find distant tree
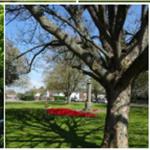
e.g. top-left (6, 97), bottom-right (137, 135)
top-left (92, 79), bottom-right (105, 100)
top-left (5, 39), bottom-right (28, 85)
top-left (132, 71), bottom-right (148, 102)
top-left (18, 91), bottom-right (35, 101)
top-left (45, 63), bottom-right (85, 103)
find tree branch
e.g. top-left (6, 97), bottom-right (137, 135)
top-left (72, 65), bottom-right (108, 88)
top-left (124, 9), bottom-right (148, 55)
top-left (43, 6), bottom-right (110, 59)
top-left (26, 44), bottom-right (50, 73)
top-left (115, 46), bottom-right (148, 92)
top-left (15, 40), bottom-right (64, 60)
top-left (25, 5), bottom-right (109, 82)
top-left (87, 6), bottom-right (113, 49)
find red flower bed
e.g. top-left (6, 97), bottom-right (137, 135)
top-left (47, 108), bottom-right (96, 118)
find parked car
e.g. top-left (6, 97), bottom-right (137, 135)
top-left (92, 97), bottom-right (107, 104)
top-left (71, 96), bottom-right (80, 102)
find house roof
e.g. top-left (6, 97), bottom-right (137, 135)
top-left (6, 90), bottom-right (17, 95)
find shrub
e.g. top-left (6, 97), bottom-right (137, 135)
top-left (53, 96), bottom-right (66, 101)
top-left (18, 92), bottom-right (34, 101)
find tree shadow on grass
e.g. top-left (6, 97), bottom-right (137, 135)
top-left (6, 109), bottom-right (103, 148)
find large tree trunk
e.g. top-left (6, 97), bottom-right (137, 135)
top-left (101, 84), bottom-right (131, 148)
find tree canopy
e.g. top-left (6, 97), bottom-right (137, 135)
top-left (6, 5), bottom-right (148, 90)
top-left (132, 71), bottom-right (148, 101)
top-left (5, 39), bottom-right (29, 85)
top-left (44, 63), bottom-right (85, 102)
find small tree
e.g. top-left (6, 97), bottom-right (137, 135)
top-left (45, 63), bottom-right (84, 103)
top-left (18, 91), bottom-right (34, 101)
top-left (5, 39), bottom-right (29, 85)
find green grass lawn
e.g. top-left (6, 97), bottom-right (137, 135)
top-left (6, 101), bottom-right (106, 110)
top-left (6, 101), bottom-right (148, 148)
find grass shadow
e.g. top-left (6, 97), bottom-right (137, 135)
top-left (6, 109), bottom-right (104, 148)
top-left (6, 105), bottom-right (148, 148)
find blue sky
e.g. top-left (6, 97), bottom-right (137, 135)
top-left (6, 15), bottom-right (49, 91)
top-left (5, 5), bottom-right (143, 92)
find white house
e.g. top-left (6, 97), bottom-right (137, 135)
top-left (34, 92), bottom-right (41, 100)
top-left (70, 92), bottom-right (87, 102)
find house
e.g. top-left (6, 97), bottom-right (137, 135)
top-left (70, 92), bottom-right (87, 102)
top-left (6, 90), bottom-right (18, 101)
top-left (34, 92), bottom-right (41, 100)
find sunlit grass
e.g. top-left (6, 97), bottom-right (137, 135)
top-left (6, 101), bottom-right (106, 111)
top-left (129, 107), bottom-right (148, 147)
top-left (6, 101), bottom-right (148, 148)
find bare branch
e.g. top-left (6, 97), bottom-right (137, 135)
top-left (87, 6), bottom-right (113, 52)
top-left (25, 5), bottom-right (109, 81)
top-left (43, 6), bottom-right (110, 58)
top-left (26, 44), bottom-right (50, 73)
top-left (6, 11), bottom-right (20, 26)
top-left (72, 65), bottom-right (107, 87)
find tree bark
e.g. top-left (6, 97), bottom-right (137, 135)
top-left (101, 84), bottom-right (131, 148)
top-left (65, 93), bottom-right (71, 104)
top-left (67, 96), bottom-right (71, 104)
